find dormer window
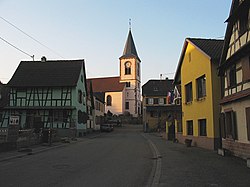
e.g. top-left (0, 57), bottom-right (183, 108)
top-left (125, 62), bottom-right (131, 75)
top-left (153, 87), bottom-right (159, 91)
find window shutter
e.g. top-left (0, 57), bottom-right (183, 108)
top-left (220, 113), bottom-right (226, 139)
top-left (246, 107), bottom-right (250, 141)
top-left (242, 56), bottom-right (250, 81)
top-left (231, 111), bottom-right (238, 140)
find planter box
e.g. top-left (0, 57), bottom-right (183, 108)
top-left (185, 139), bottom-right (192, 147)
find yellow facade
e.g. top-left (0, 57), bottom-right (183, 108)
top-left (180, 41), bottom-right (220, 149)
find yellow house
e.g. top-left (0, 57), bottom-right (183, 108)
top-left (174, 38), bottom-right (224, 150)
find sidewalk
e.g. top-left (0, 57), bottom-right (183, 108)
top-left (0, 132), bottom-right (102, 162)
top-left (148, 133), bottom-right (250, 187)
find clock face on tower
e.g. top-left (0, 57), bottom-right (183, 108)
top-left (125, 61), bottom-right (131, 68)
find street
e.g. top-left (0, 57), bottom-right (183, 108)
top-left (0, 125), bottom-right (250, 187)
top-left (0, 125), bottom-right (152, 187)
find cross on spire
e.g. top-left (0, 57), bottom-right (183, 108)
top-left (129, 18), bottom-right (131, 31)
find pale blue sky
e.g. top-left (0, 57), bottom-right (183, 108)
top-left (0, 0), bottom-right (231, 85)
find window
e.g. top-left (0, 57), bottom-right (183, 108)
top-left (125, 102), bottom-right (129, 109)
top-left (159, 98), bottom-right (164, 105)
top-left (107, 95), bottom-right (112, 106)
top-left (125, 62), bottom-right (131, 75)
top-left (126, 82), bottom-right (131, 87)
top-left (185, 82), bottom-right (193, 103)
top-left (153, 98), bottom-right (159, 104)
top-left (245, 107), bottom-right (250, 141)
top-left (0, 113), bottom-right (2, 122)
top-left (82, 92), bottom-right (86, 105)
top-left (148, 98), bottom-right (153, 105)
top-left (54, 110), bottom-right (63, 122)
top-left (150, 111), bottom-right (161, 118)
top-left (81, 75), bottom-right (83, 82)
top-left (196, 75), bottom-right (206, 99)
top-left (239, 8), bottom-right (249, 36)
top-left (187, 120), bottom-right (193, 135)
top-left (63, 111), bottom-right (69, 123)
top-left (198, 119), bottom-right (207, 136)
top-left (224, 110), bottom-right (237, 139)
top-left (78, 90), bottom-right (82, 103)
top-left (228, 65), bottom-right (236, 88)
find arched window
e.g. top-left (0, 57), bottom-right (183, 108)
top-left (107, 95), bottom-right (112, 106)
top-left (125, 62), bottom-right (131, 75)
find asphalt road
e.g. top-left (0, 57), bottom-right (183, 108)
top-left (1, 125), bottom-right (250, 187)
top-left (0, 125), bottom-right (152, 187)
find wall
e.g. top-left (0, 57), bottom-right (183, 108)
top-left (105, 90), bottom-right (125, 115)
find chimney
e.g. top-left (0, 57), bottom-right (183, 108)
top-left (41, 56), bottom-right (46, 62)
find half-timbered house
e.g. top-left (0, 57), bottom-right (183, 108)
top-left (0, 58), bottom-right (88, 138)
top-left (0, 82), bottom-right (9, 142)
top-left (218, 0), bottom-right (250, 159)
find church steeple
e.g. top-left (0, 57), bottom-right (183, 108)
top-left (120, 30), bottom-right (140, 62)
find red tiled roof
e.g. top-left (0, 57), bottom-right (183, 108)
top-left (87, 77), bottom-right (125, 92)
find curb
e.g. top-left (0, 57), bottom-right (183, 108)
top-left (141, 133), bottom-right (162, 187)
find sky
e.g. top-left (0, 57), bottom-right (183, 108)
top-left (0, 0), bottom-right (232, 85)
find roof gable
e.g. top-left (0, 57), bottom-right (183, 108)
top-left (8, 59), bottom-right (84, 87)
top-left (187, 38), bottom-right (224, 60)
top-left (174, 38), bottom-right (224, 84)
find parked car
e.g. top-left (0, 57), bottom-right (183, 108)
top-left (107, 119), bottom-right (122, 127)
top-left (100, 124), bottom-right (113, 132)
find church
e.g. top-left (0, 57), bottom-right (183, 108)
top-left (88, 29), bottom-right (141, 117)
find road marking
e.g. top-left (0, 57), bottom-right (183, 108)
top-left (141, 133), bottom-right (162, 187)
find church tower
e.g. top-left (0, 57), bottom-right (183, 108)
top-left (119, 29), bottom-right (141, 117)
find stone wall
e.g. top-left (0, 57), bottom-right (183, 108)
top-left (223, 139), bottom-right (250, 160)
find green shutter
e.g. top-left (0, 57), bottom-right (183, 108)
top-left (220, 113), bottom-right (226, 139)
top-left (231, 111), bottom-right (238, 140)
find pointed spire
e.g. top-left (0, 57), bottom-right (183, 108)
top-left (120, 29), bottom-right (140, 61)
